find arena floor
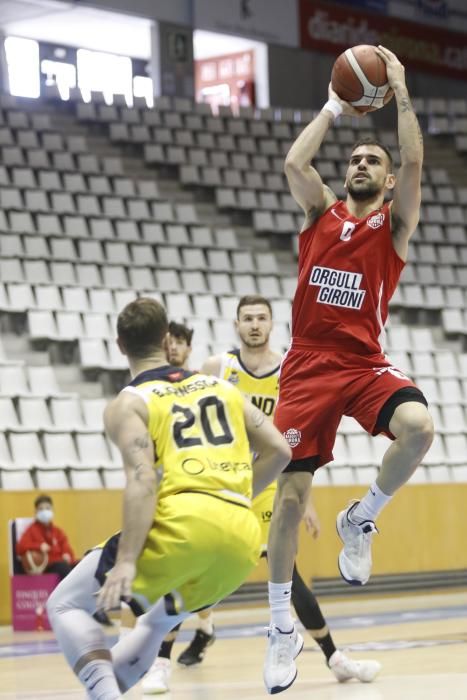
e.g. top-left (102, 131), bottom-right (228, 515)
top-left (1, 590), bottom-right (466, 699)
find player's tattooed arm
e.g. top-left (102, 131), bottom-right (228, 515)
top-left (399, 96), bottom-right (411, 112)
top-left (390, 83), bottom-right (422, 258)
top-left (104, 394), bottom-right (156, 568)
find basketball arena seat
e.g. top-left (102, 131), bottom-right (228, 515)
top-left (1, 93), bottom-right (467, 489)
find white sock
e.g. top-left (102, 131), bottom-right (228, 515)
top-left (268, 581), bottom-right (294, 632)
top-left (198, 611), bottom-right (214, 636)
top-left (351, 482), bottom-right (392, 523)
top-left (77, 659), bottom-right (121, 700)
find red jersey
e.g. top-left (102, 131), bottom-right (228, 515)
top-left (16, 521), bottom-right (75, 565)
top-left (291, 200), bottom-right (404, 355)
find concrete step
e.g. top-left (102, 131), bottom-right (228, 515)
top-left (2, 334), bottom-right (31, 357)
top-left (63, 380), bottom-right (105, 399)
top-left (54, 365), bottom-right (84, 385)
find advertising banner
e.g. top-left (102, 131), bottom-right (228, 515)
top-left (300, 0), bottom-right (467, 80)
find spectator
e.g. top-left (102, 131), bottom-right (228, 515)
top-left (16, 494), bottom-right (75, 580)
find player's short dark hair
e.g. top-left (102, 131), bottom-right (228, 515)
top-left (34, 494), bottom-right (53, 508)
top-left (236, 295), bottom-right (273, 319)
top-left (169, 321), bottom-right (193, 346)
top-left (350, 137), bottom-right (393, 171)
top-left (117, 297), bottom-right (168, 358)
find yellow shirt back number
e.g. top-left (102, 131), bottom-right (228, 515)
top-left (171, 396), bottom-right (234, 448)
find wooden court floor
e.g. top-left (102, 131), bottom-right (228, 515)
top-left (1, 590), bottom-right (466, 699)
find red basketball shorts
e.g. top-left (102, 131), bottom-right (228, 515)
top-left (274, 343), bottom-right (421, 468)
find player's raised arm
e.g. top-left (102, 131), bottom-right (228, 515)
top-left (97, 392), bottom-right (156, 610)
top-left (284, 84), bottom-right (360, 226)
top-left (242, 397), bottom-right (291, 497)
top-left (376, 46), bottom-right (423, 259)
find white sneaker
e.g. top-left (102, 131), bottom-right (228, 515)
top-left (329, 650), bottom-right (381, 683)
top-left (263, 624), bottom-right (304, 695)
top-left (336, 502), bottom-right (378, 585)
top-left (141, 657), bottom-right (171, 694)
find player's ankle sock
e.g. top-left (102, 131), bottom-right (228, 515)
top-left (77, 659), bottom-right (121, 699)
top-left (268, 581), bottom-right (294, 631)
top-left (198, 611), bottom-right (214, 636)
top-left (158, 622), bottom-right (182, 659)
top-left (158, 639), bottom-right (175, 660)
top-left (313, 632), bottom-right (337, 662)
top-left (351, 482), bottom-right (392, 523)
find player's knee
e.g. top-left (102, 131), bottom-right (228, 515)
top-left (399, 410), bottom-right (434, 455)
top-left (275, 491), bottom-right (305, 527)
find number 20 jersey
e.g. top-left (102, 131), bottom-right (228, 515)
top-left (123, 365), bottom-right (253, 508)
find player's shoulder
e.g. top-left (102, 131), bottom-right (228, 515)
top-left (200, 352), bottom-right (226, 376)
top-left (270, 350), bottom-right (282, 365)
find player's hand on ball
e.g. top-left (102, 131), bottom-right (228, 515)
top-left (327, 83), bottom-right (364, 118)
top-left (375, 46), bottom-right (406, 92)
top-left (96, 560), bottom-right (136, 611)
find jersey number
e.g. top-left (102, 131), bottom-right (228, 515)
top-left (172, 396), bottom-right (234, 448)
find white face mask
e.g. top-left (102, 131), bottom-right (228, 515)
top-left (36, 509), bottom-right (53, 525)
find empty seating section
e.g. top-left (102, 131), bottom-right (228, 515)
top-left (1, 91), bottom-right (467, 488)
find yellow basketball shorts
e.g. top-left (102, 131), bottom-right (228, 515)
top-left (252, 482), bottom-right (276, 553)
top-left (95, 492), bottom-right (261, 613)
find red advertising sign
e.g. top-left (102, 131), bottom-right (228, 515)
top-left (300, 0), bottom-right (467, 80)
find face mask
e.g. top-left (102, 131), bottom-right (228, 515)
top-left (36, 509), bottom-right (53, 525)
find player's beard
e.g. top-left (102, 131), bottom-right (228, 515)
top-left (239, 332), bottom-right (269, 349)
top-left (168, 351), bottom-right (184, 366)
top-left (347, 178), bottom-right (381, 201)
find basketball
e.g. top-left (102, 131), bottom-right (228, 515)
top-left (331, 45), bottom-right (394, 113)
top-left (21, 550), bottom-right (48, 574)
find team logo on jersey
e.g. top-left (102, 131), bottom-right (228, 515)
top-left (340, 221), bottom-right (356, 241)
top-left (367, 212), bottom-right (385, 229)
top-left (373, 365), bottom-right (409, 380)
top-left (228, 371), bottom-right (239, 385)
top-left (309, 266), bottom-right (366, 310)
top-left (168, 370), bottom-right (184, 382)
top-left (284, 428), bottom-right (301, 448)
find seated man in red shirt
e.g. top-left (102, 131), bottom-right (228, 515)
top-left (16, 494), bottom-right (75, 580)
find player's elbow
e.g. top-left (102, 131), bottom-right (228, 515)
top-left (284, 156), bottom-right (300, 177)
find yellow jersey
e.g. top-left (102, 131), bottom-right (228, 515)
top-left (123, 365), bottom-right (253, 508)
top-left (219, 349), bottom-right (280, 418)
top-left (218, 349), bottom-right (281, 550)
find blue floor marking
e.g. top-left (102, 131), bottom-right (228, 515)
top-left (1, 605), bottom-right (466, 660)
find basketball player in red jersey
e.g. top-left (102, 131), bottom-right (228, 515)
top-left (263, 46), bottom-right (434, 694)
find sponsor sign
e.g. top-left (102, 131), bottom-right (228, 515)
top-left (309, 265), bottom-right (366, 310)
top-left (300, 0), bottom-right (467, 80)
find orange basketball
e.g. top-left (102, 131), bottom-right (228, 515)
top-left (331, 45), bottom-right (394, 113)
top-left (21, 550), bottom-right (48, 574)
